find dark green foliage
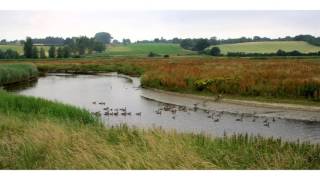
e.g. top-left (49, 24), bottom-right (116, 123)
top-left (193, 39), bottom-right (210, 51)
top-left (23, 37), bottom-right (33, 58)
top-left (62, 46), bottom-right (71, 58)
top-left (148, 52), bottom-right (160, 57)
top-left (0, 49), bottom-right (20, 59)
top-left (48, 46), bottom-right (56, 58)
top-left (180, 38), bottom-right (210, 52)
top-left (180, 39), bottom-right (194, 50)
top-left (122, 38), bottom-right (131, 45)
top-left (40, 48), bottom-right (46, 58)
top-left (57, 47), bottom-right (64, 58)
top-left (209, 47), bottom-right (221, 56)
top-left (93, 41), bottom-right (106, 52)
top-left (94, 32), bottom-right (112, 44)
top-left (32, 46), bottom-right (39, 59)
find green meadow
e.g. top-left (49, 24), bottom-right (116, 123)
top-left (105, 43), bottom-right (195, 57)
top-left (216, 41), bottom-right (320, 54)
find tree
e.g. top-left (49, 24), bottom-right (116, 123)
top-left (112, 39), bottom-right (120, 44)
top-left (63, 46), bottom-right (71, 58)
top-left (148, 52), bottom-right (160, 57)
top-left (180, 39), bottom-right (194, 50)
top-left (32, 46), bottom-right (39, 58)
top-left (40, 48), bottom-right (46, 58)
top-left (75, 36), bottom-right (91, 55)
top-left (0, 39), bottom-right (6, 44)
top-left (193, 39), bottom-right (210, 51)
top-left (209, 37), bottom-right (218, 45)
top-left (209, 47), bottom-right (221, 56)
top-left (276, 49), bottom-right (286, 56)
top-left (23, 37), bottom-right (33, 58)
top-left (122, 38), bottom-right (131, 45)
top-left (48, 46), bottom-right (56, 58)
top-left (57, 47), bottom-right (64, 58)
top-left (94, 32), bottom-right (112, 44)
top-left (93, 41), bottom-right (106, 52)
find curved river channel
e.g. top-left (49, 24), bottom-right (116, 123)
top-left (7, 73), bottom-right (320, 143)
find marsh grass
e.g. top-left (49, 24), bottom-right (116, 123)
top-left (0, 63), bottom-right (38, 86)
top-left (33, 58), bottom-right (320, 104)
top-left (0, 91), bottom-right (319, 169)
top-left (0, 90), bottom-right (96, 124)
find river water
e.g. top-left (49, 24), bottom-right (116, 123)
top-left (8, 73), bottom-right (320, 143)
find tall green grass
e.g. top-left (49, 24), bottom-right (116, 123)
top-left (0, 90), bottom-right (96, 124)
top-left (0, 63), bottom-right (38, 86)
top-left (0, 91), bottom-right (319, 169)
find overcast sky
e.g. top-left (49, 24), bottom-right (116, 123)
top-left (0, 11), bottom-right (319, 41)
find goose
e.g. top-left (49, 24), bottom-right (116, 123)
top-left (135, 112), bottom-right (141, 116)
top-left (264, 122), bottom-right (270, 127)
top-left (252, 116), bottom-right (256, 122)
top-left (155, 110), bottom-right (162, 115)
top-left (236, 114), bottom-right (244, 121)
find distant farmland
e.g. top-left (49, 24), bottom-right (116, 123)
top-left (106, 43), bottom-right (194, 56)
top-left (216, 41), bottom-right (320, 54)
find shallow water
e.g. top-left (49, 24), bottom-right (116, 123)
top-left (9, 74), bottom-right (320, 143)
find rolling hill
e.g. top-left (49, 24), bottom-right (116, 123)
top-left (216, 41), bottom-right (320, 54)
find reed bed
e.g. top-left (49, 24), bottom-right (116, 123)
top-left (33, 58), bottom-right (320, 101)
top-left (0, 63), bottom-right (38, 86)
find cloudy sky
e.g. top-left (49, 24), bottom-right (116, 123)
top-left (0, 11), bottom-right (319, 41)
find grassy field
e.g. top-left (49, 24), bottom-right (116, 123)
top-left (105, 43), bottom-right (194, 57)
top-left (0, 63), bottom-right (38, 85)
top-left (0, 90), bottom-right (319, 169)
top-left (0, 43), bottom-right (193, 57)
top-left (28, 58), bottom-right (320, 104)
top-left (216, 41), bottom-right (320, 54)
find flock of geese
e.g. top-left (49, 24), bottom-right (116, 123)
top-left (91, 101), bottom-right (276, 127)
top-left (91, 101), bottom-right (142, 117)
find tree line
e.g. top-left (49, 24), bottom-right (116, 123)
top-left (23, 36), bottom-right (107, 59)
top-left (0, 32), bottom-right (112, 59)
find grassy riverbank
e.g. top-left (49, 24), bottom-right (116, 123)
top-left (0, 90), bottom-right (320, 169)
top-left (0, 63), bottom-right (38, 86)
